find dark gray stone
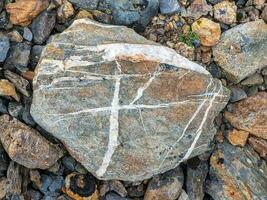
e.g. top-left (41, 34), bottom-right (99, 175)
top-left (186, 157), bottom-right (208, 200)
top-left (106, 192), bottom-right (130, 200)
top-left (0, 98), bottom-right (8, 114)
top-left (0, 11), bottom-right (10, 29)
top-left (4, 42), bottom-right (31, 72)
top-left (31, 19), bottom-right (229, 181)
top-left (206, 142), bottom-right (267, 200)
top-left (30, 45), bottom-right (44, 69)
top-left (22, 98), bottom-right (36, 126)
top-left (69, 0), bottom-right (99, 10)
top-left (40, 175), bottom-right (64, 196)
top-left (105, 0), bottom-right (159, 27)
top-left (159, 0), bottom-right (180, 14)
top-left (8, 102), bottom-right (24, 118)
top-left (31, 11), bottom-right (56, 44)
top-left (229, 86), bottom-right (247, 102)
top-left (62, 156), bottom-right (76, 171)
top-left (207, 0), bottom-right (223, 4)
top-left (0, 33), bottom-right (10, 63)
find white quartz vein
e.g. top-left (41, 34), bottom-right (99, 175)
top-left (96, 71), bottom-right (121, 177)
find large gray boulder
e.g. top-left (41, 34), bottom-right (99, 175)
top-left (213, 20), bottom-right (267, 83)
top-left (31, 19), bottom-right (229, 181)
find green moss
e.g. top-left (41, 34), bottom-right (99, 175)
top-left (178, 29), bottom-right (199, 47)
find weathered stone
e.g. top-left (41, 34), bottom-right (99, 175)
top-left (57, 1), bottom-right (75, 23)
top-left (31, 19), bottom-right (229, 181)
top-left (0, 79), bottom-right (20, 101)
top-left (241, 73), bottom-right (264, 86)
top-left (6, 161), bottom-right (22, 197)
top-left (30, 45), bottom-right (44, 69)
top-left (227, 129), bottom-right (249, 147)
top-left (248, 136), bottom-right (267, 158)
top-left (229, 86), bottom-right (247, 103)
top-left (0, 11), bottom-right (9, 29)
top-left (0, 115), bottom-right (64, 169)
top-left (69, 0), bottom-right (99, 10)
top-left (0, 178), bottom-right (7, 199)
top-left (183, 0), bottom-right (212, 20)
top-left (214, 1), bottom-right (237, 25)
top-left (186, 158), bottom-right (208, 200)
top-left (106, 193), bottom-right (130, 200)
top-left (105, 0), bottom-right (159, 27)
top-left (4, 42), bottom-right (31, 72)
top-left (206, 141), bottom-right (267, 200)
top-left (6, 0), bottom-right (49, 26)
top-left (7, 30), bottom-right (23, 43)
top-left (192, 18), bottom-right (221, 47)
top-left (144, 167), bottom-right (184, 200)
top-left (213, 20), bottom-right (267, 83)
top-left (159, 0), bottom-right (181, 14)
top-left (224, 92), bottom-right (267, 140)
top-left (31, 11), bottom-right (56, 44)
top-left (63, 172), bottom-right (99, 200)
top-left (8, 102), bottom-right (23, 118)
top-left (4, 70), bottom-right (31, 97)
top-left (0, 33), bottom-right (10, 63)
top-left (23, 27), bottom-right (33, 42)
top-left (178, 190), bottom-right (189, 200)
top-left (100, 180), bottom-right (127, 198)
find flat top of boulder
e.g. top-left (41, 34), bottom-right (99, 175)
top-left (31, 19), bottom-right (229, 181)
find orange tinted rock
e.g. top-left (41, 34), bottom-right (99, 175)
top-left (21, 71), bottom-right (35, 81)
top-left (192, 18), bottom-right (221, 47)
top-left (248, 137), bottom-right (267, 158)
top-left (227, 129), bottom-right (249, 147)
top-left (224, 92), bottom-right (267, 140)
top-left (6, 0), bottom-right (49, 26)
top-left (0, 79), bottom-right (20, 101)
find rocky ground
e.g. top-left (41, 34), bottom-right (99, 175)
top-left (0, 0), bottom-right (266, 200)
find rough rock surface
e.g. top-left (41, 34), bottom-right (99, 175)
top-left (144, 167), bottom-right (184, 200)
top-left (0, 115), bottom-right (64, 169)
top-left (206, 142), bottom-right (267, 200)
top-left (214, 1), bottom-right (237, 25)
top-left (6, 0), bottom-right (49, 26)
top-left (213, 20), bottom-right (267, 83)
top-left (224, 92), bottom-right (267, 140)
top-left (31, 19), bottom-right (229, 181)
top-left (0, 33), bottom-right (10, 62)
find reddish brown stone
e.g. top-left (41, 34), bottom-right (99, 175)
top-left (0, 115), bottom-right (64, 169)
top-left (248, 137), bottom-right (267, 158)
top-left (6, 0), bottom-right (49, 26)
top-left (224, 92), bottom-right (267, 140)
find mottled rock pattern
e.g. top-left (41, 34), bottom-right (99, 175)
top-left (0, 79), bottom-right (19, 101)
top-left (206, 142), bottom-right (267, 200)
top-left (6, 0), bottom-right (49, 26)
top-left (224, 92), bottom-right (267, 140)
top-left (144, 167), bottom-right (184, 200)
top-left (69, 0), bottom-right (99, 10)
top-left (0, 115), bottom-right (64, 169)
top-left (192, 18), bottom-right (221, 47)
top-left (213, 20), bottom-right (267, 83)
top-left (214, 1), bottom-right (237, 25)
top-left (31, 19), bottom-right (229, 181)
top-left (0, 33), bottom-right (10, 62)
top-left (184, 0), bottom-right (212, 20)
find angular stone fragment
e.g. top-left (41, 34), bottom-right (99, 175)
top-left (224, 92), bottom-right (267, 140)
top-left (0, 79), bottom-right (20, 101)
top-left (213, 20), bottom-right (267, 83)
top-left (6, 0), bottom-right (49, 26)
top-left (206, 142), bottom-right (267, 200)
top-left (0, 115), bottom-right (64, 169)
top-left (227, 129), bottom-right (249, 147)
top-left (0, 33), bottom-right (10, 63)
top-left (248, 136), bottom-right (267, 158)
top-left (192, 18), bottom-right (221, 47)
top-left (31, 19), bottom-right (229, 181)
top-left (144, 167), bottom-right (184, 200)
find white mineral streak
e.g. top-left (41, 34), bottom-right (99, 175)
top-left (96, 71), bottom-right (121, 177)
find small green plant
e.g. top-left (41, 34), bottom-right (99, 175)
top-left (178, 28), bottom-right (200, 47)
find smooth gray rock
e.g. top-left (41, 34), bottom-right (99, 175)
top-left (206, 142), bottom-right (267, 200)
top-left (23, 27), bottom-right (33, 42)
top-left (31, 19), bottom-right (229, 181)
top-left (0, 33), bottom-right (10, 63)
top-left (159, 0), bottom-right (180, 14)
top-left (213, 20), bottom-right (267, 83)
